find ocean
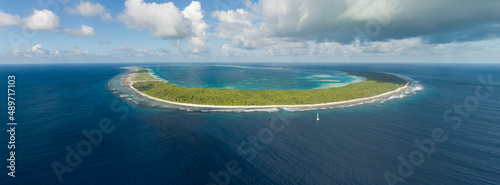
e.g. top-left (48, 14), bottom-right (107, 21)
top-left (1, 63), bottom-right (499, 185)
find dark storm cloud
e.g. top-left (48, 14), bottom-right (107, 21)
top-left (257, 0), bottom-right (500, 43)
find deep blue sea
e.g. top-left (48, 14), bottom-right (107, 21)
top-left (1, 63), bottom-right (499, 185)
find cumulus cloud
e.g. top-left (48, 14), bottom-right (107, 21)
top-left (212, 8), bottom-right (277, 49)
top-left (64, 25), bottom-right (96, 36)
top-left (23, 9), bottom-right (60, 30)
top-left (8, 44), bottom-right (52, 58)
top-left (260, 0), bottom-right (500, 41)
top-left (213, 0), bottom-right (500, 49)
top-left (65, 1), bottom-right (112, 21)
top-left (0, 9), bottom-right (97, 37)
top-left (213, 36), bottom-right (500, 61)
top-left (182, 1), bottom-right (209, 53)
top-left (4, 0), bottom-right (500, 61)
top-left (118, 0), bottom-right (192, 38)
top-left (30, 44), bottom-right (48, 55)
top-left (0, 10), bottom-right (22, 26)
top-left (220, 44), bottom-right (234, 57)
top-left (118, 0), bottom-right (209, 53)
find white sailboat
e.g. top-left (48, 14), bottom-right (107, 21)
top-left (316, 113), bottom-right (320, 121)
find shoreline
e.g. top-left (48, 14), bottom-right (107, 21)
top-left (123, 68), bottom-right (410, 109)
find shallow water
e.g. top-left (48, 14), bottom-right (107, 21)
top-left (146, 65), bottom-right (365, 90)
top-left (1, 63), bottom-right (499, 185)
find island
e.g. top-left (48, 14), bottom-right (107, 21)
top-left (123, 66), bottom-right (409, 108)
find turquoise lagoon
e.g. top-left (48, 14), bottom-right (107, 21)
top-left (145, 65), bottom-right (366, 90)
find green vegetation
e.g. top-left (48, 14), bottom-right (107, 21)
top-left (131, 67), bottom-right (407, 106)
top-left (131, 72), bottom-right (160, 81)
top-left (130, 68), bottom-right (163, 82)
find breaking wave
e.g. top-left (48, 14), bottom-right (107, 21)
top-left (108, 70), bottom-right (423, 113)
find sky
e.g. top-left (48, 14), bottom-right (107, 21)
top-left (0, 0), bottom-right (499, 63)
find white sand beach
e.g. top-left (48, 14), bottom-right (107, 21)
top-left (124, 68), bottom-right (409, 109)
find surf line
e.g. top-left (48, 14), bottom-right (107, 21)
top-left (125, 73), bottom-right (410, 109)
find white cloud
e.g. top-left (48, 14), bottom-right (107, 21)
top-left (68, 48), bottom-right (89, 56)
top-left (182, 1), bottom-right (209, 53)
top-left (256, 0), bottom-right (500, 40)
top-left (94, 51), bottom-right (110, 57)
top-left (220, 44), bottom-right (234, 57)
top-left (6, 44), bottom-right (113, 59)
top-left (7, 43), bottom-right (52, 58)
top-left (118, 0), bottom-right (192, 38)
top-left (54, 49), bottom-right (61, 56)
top-left (258, 0), bottom-right (343, 36)
top-left (219, 44), bottom-right (253, 57)
top-left (339, 0), bottom-right (402, 21)
top-left (18, 9), bottom-right (97, 36)
top-left (213, 0), bottom-right (500, 51)
top-left (118, 0), bottom-right (209, 53)
top-left (60, 48), bottom-right (111, 57)
top-left (213, 37), bottom-right (500, 61)
top-left (0, 10), bottom-right (22, 26)
top-left (23, 9), bottom-right (60, 30)
top-left (100, 13), bottom-right (112, 21)
top-left (115, 45), bottom-right (170, 57)
top-left (65, 1), bottom-right (112, 21)
top-left (212, 9), bottom-right (253, 25)
top-left (9, 50), bottom-right (21, 57)
top-left (30, 44), bottom-right (48, 55)
top-left (64, 25), bottom-right (96, 36)
top-left (0, 9), bottom-right (97, 37)
top-left (212, 8), bottom-right (277, 49)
